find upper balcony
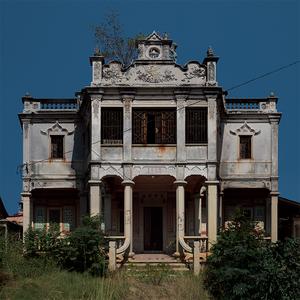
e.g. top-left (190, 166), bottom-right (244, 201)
top-left (22, 94), bottom-right (79, 113)
top-left (225, 93), bottom-right (278, 114)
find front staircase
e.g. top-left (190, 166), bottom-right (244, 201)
top-left (122, 254), bottom-right (190, 272)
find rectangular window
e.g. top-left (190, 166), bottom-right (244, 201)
top-left (101, 108), bottom-right (123, 144)
top-left (133, 109), bottom-right (176, 144)
top-left (48, 208), bottom-right (61, 225)
top-left (240, 135), bottom-right (252, 159)
top-left (186, 108), bottom-right (208, 143)
top-left (50, 135), bottom-right (64, 159)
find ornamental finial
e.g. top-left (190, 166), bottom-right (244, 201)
top-left (207, 46), bottom-right (214, 57)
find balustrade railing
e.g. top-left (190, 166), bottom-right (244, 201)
top-left (184, 236), bottom-right (208, 253)
top-left (225, 99), bottom-right (261, 110)
top-left (40, 99), bottom-right (78, 110)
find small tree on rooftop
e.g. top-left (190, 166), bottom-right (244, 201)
top-left (94, 10), bottom-right (145, 66)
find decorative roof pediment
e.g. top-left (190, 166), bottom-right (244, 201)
top-left (146, 31), bottom-right (162, 41)
top-left (100, 61), bottom-right (206, 86)
top-left (40, 121), bottom-right (74, 135)
top-left (230, 122), bottom-right (261, 136)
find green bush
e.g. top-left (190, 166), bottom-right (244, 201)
top-left (24, 224), bottom-right (61, 257)
top-left (204, 211), bottom-right (300, 300)
top-left (53, 215), bottom-right (107, 276)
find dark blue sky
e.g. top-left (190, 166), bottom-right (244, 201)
top-left (0, 0), bottom-right (299, 214)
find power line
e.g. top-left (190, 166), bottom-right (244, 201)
top-left (226, 60), bottom-right (300, 93)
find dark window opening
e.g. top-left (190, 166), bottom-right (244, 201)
top-left (133, 109), bottom-right (176, 144)
top-left (101, 108), bottom-right (123, 144)
top-left (49, 209), bottom-right (61, 224)
top-left (240, 135), bottom-right (252, 159)
top-left (186, 108), bottom-right (208, 143)
top-left (50, 135), bottom-right (64, 159)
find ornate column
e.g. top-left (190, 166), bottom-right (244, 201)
top-left (90, 93), bottom-right (103, 161)
top-left (271, 192), bottom-right (279, 242)
top-left (269, 112), bottom-right (280, 242)
top-left (89, 180), bottom-right (102, 217)
top-left (118, 180), bottom-right (134, 257)
top-left (206, 181), bottom-right (218, 249)
top-left (121, 92), bottom-right (135, 163)
top-left (174, 180), bottom-right (192, 256)
top-left (174, 91), bottom-right (188, 162)
top-left (22, 192), bottom-right (32, 234)
top-left (205, 91), bottom-right (219, 249)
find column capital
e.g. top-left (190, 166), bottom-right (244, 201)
top-left (270, 191), bottom-right (280, 196)
top-left (174, 180), bottom-right (187, 186)
top-left (205, 180), bottom-right (219, 185)
top-left (88, 180), bottom-right (102, 186)
top-left (121, 180), bottom-right (135, 187)
top-left (21, 192), bottom-right (31, 197)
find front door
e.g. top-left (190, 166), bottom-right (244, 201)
top-left (144, 207), bottom-right (163, 251)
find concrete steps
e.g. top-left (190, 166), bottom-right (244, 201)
top-left (121, 254), bottom-right (190, 273)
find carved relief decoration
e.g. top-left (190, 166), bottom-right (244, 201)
top-left (132, 165), bottom-right (176, 178)
top-left (230, 122), bottom-right (261, 136)
top-left (100, 164), bottom-right (123, 180)
top-left (100, 62), bottom-right (206, 86)
top-left (184, 165), bottom-right (207, 179)
top-left (40, 121), bottom-right (74, 136)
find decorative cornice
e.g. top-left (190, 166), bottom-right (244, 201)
top-left (230, 121), bottom-right (261, 136)
top-left (40, 121), bottom-right (74, 136)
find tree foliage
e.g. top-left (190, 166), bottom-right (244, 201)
top-left (94, 10), bottom-right (145, 66)
top-left (204, 211), bottom-right (300, 300)
top-left (24, 216), bottom-right (107, 276)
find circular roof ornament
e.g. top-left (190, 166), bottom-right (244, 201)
top-left (148, 47), bottom-right (160, 59)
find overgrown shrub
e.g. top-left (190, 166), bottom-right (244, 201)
top-left (24, 224), bottom-right (61, 257)
top-left (204, 211), bottom-right (300, 300)
top-left (53, 215), bottom-right (107, 276)
top-left (23, 215), bottom-right (107, 276)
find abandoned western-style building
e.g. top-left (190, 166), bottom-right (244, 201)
top-left (19, 32), bottom-right (299, 271)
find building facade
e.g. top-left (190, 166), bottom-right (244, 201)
top-left (19, 32), bottom-right (281, 263)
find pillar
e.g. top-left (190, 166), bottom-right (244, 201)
top-left (206, 181), bottom-right (218, 249)
top-left (193, 241), bottom-right (200, 275)
top-left (89, 181), bottom-right (102, 217)
top-left (108, 241), bottom-right (117, 272)
top-left (174, 92), bottom-right (188, 162)
top-left (22, 192), bottom-right (32, 235)
top-left (121, 93), bottom-right (134, 162)
top-left (122, 180), bottom-right (134, 256)
top-left (90, 94), bottom-right (102, 161)
top-left (174, 180), bottom-right (187, 256)
top-left (271, 193), bottom-right (278, 242)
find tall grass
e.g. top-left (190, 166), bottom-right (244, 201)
top-left (0, 237), bottom-right (209, 300)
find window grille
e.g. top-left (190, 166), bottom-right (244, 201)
top-left (50, 135), bottom-right (64, 159)
top-left (240, 135), bottom-right (252, 159)
top-left (186, 108), bottom-right (208, 143)
top-left (101, 108), bottom-right (123, 144)
top-left (133, 109), bottom-right (176, 144)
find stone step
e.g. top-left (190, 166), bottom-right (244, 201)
top-left (123, 262), bottom-right (190, 272)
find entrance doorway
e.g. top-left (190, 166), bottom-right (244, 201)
top-left (144, 207), bottom-right (163, 251)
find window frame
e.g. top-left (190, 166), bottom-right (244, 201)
top-left (185, 107), bottom-right (208, 144)
top-left (132, 109), bottom-right (176, 145)
top-left (239, 135), bottom-right (252, 159)
top-left (101, 107), bottom-right (123, 145)
top-left (50, 134), bottom-right (64, 159)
